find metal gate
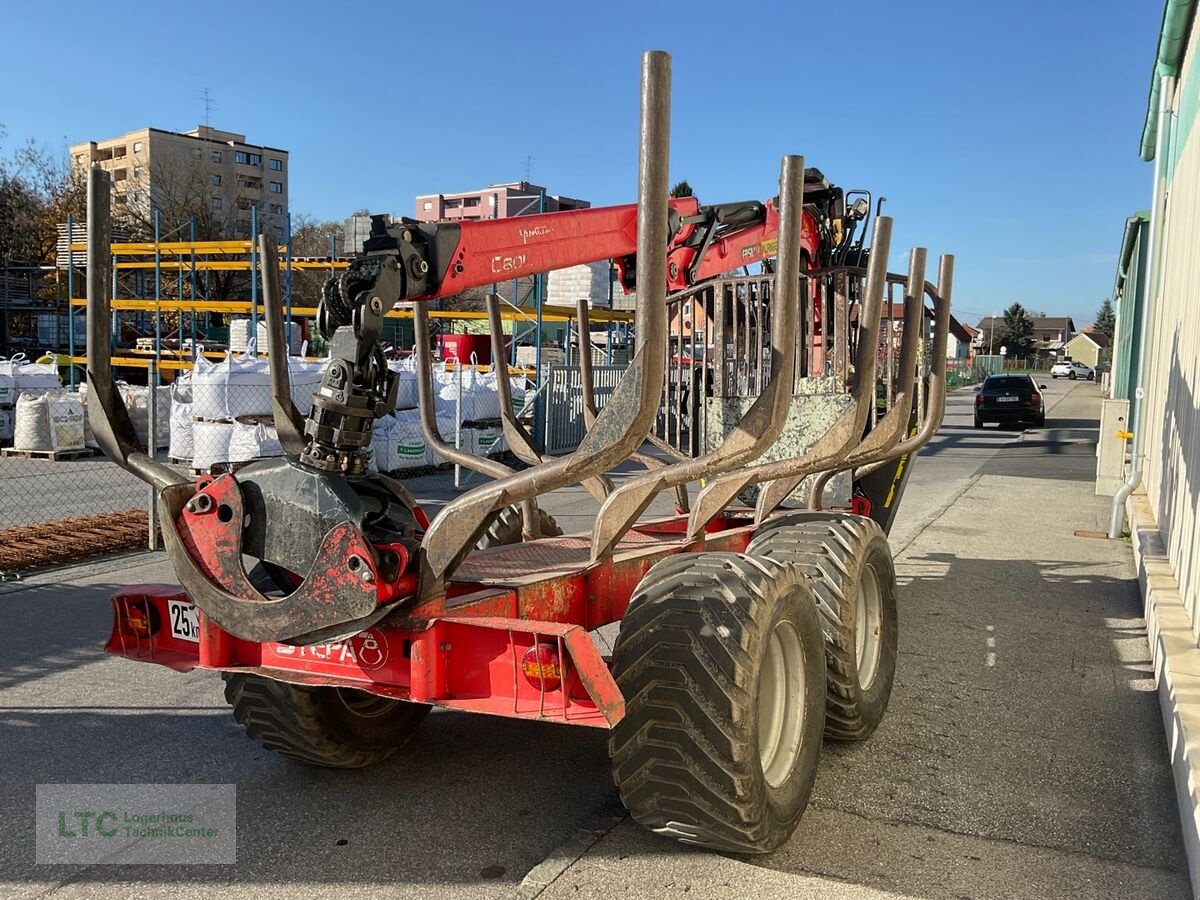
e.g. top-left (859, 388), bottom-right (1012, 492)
top-left (544, 365), bottom-right (626, 454)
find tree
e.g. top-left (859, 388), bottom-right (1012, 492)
top-left (288, 214), bottom-right (345, 308)
top-left (1093, 297), bottom-right (1115, 338)
top-left (998, 302), bottom-right (1035, 357)
top-left (670, 179), bottom-right (693, 198)
top-left (0, 126), bottom-right (86, 267)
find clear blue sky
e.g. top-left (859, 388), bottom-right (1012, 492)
top-left (0, 0), bottom-right (1163, 327)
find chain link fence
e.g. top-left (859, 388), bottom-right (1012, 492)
top-left (1, 361), bottom-right (156, 574)
top-left (0, 356), bottom-right (537, 574)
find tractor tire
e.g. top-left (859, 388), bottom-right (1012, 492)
top-left (746, 512), bottom-right (898, 742)
top-left (475, 505), bottom-right (563, 549)
top-left (223, 673), bottom-right (429, 768)
top-left (609, 552), bottom-right (826, 854)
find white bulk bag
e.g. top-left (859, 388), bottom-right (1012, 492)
top-left (384, 409), bottom-right (459, 470)
top-left (465, 367), bottom-right (503, 422)
top-left (0, 354), bottom-right (60, 399)
top-left (121, 383), bottom-right (172, 449)
top-left (191, 352), bottom-right (325, 421)
top-left (464, 424), bottom-right (505, 458)
top-left (432, 365), bottom-right (502, 423)
top-left (49, 393), bottom-right (86, 450)
top-left (229, 420), bottom-right (283, 462)
top-left (191, 420), bottom-right (235, 470)
top-left (391, 409), bottom-right (429, 469)
top-left (387, 356), bottom-right (420, 410)
top-left (13, 391), bottom-right (84, 451)
top-left (169, 399), bottom-right (194, 461)
top-left (371, 412), bottom-right (400, 473)
top-left (509, 374), bottom-right (529, 414)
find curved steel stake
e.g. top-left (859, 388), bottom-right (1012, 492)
top-left (259, 235), bottom-right (306, 456)
top-left (855, 256), bottom-right (954, 480)
top-left (808, 247), bottom-right (927, 508)
top-left (683, 216), bottom-right (894, 538)
top-left (589, 154), bottom-right (807, 560)
top-left (416, 50), bottom-right (673, 596)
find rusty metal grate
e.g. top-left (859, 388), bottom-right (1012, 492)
top-left (0, 510), bottom-right (150, 573)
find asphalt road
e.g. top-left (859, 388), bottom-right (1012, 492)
top-left (0, 378), bottom-right (1187, 899)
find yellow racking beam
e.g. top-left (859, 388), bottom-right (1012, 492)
top-left (68, 298), bottom-right (634, 323)
top-left (67, 355), bottom-right (535, 375)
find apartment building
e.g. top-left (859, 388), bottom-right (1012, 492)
top-left (414, 181), bottom-right (589, 222)
top-left (70, 125), bottom-right (289, 240)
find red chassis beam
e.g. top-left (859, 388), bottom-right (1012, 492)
top-left (411, 197), bottom-right (821, 301)
top-left (106, 520), bottom-right (755, 729)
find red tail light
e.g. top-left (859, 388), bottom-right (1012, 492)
top-left (1031, 392), bottom-right (1041, 404)
top-left (975, 393), bottom-right (984, 406)
top-left (521, 643), bottom-right (562, 691)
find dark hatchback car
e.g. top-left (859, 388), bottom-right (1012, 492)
top-left (974, 374), bottom-right (1046, 428)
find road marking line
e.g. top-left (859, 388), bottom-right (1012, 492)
top-left (986, 637), bottom-right (995, 648)
top-left (986, 625), bottom-right (996, 667)
top-left (986, 652), bottom-right (996, 667)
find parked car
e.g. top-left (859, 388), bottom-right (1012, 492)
top-left (1050, 359), bottom-right (1094, 380)
top-left (974, 374), bottom-right (1046, 428)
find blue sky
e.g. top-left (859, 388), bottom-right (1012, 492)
top-left (0, 0), bottom-right (1163, 327)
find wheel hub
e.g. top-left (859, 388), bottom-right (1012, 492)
top-left (856, 566), bottom-right (884, 689)
top-left (757, 619), bottom-right (807, 788)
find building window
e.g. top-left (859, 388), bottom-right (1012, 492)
top-left (269, 158), bottom-right (283, 171)
top-left (192, 147), bottom-right (202, 159)
top-left (235, 151), bottom-right (248, 164)
top-left (211, 197), bottom-right (223, 211)
top-left (112, 146), bottom-right (126, 159)
top-left (236, 218), bottom-right (250, 233)
top-left (464, 197), bottom-right (480, 207)
top-left (113, 168), bottom-right (128, 181)
top-left (444, 199), bottom-right (461, 209)
top-left (212, 174), bottom-right (222, 186)
top-left (269, 203), bottom-right (283, 214)
top-left (133, 166), bottom-right (143, 179)
top-left (75, 154), bottom-right (85, 164)
top-left (133, 141), bottom-right (143, 153)
top-left (212, 150), bottom-right (222, 163)
top-left (269, 181), bottom-right (282, 194)
top-left (248, 153), bottom-right (262, 167)
top-left (422, 201), bottom-right (433, 211)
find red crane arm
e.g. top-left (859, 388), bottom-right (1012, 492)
top-left (346, 194), bottom-right (823, 307)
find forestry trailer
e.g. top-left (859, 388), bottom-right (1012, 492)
top-left (87, 51), bottom-right (952, 853)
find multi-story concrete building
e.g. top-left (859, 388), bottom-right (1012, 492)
top-left (414, 181), bottom-right (589, 223)
top-left (70, 126), bottom-right (289, 240)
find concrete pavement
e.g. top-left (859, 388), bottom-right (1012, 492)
top-left (0, 378), bottom-right (1186, 898)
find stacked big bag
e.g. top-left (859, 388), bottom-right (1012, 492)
top-left (169, 350), bottom-right (524, 475)
top-left (368, 357), bottom-right (521, 472)
top-left (0, 355), bottom-right (77, 451)
top-left (172, 351), bottom-right (326, 470)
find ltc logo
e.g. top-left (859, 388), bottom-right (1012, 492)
top-left (58, 811), bottom-right (118, 838)
top-left (270, 629), bottom-right (389, 671)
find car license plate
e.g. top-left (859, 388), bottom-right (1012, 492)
top-left (998, 396), bottom-right (1019, 403)
top-left (168, 599), bottom-right (200, 643)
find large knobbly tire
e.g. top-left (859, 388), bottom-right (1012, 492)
top-left (475, 505), bottom-right (563, 549)
top-left (223, 673), bottom-right (429, 768)
top-left (747, 512), bottom-right (898, 741)
top-left (609, 552), bottom-right (826, 853)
